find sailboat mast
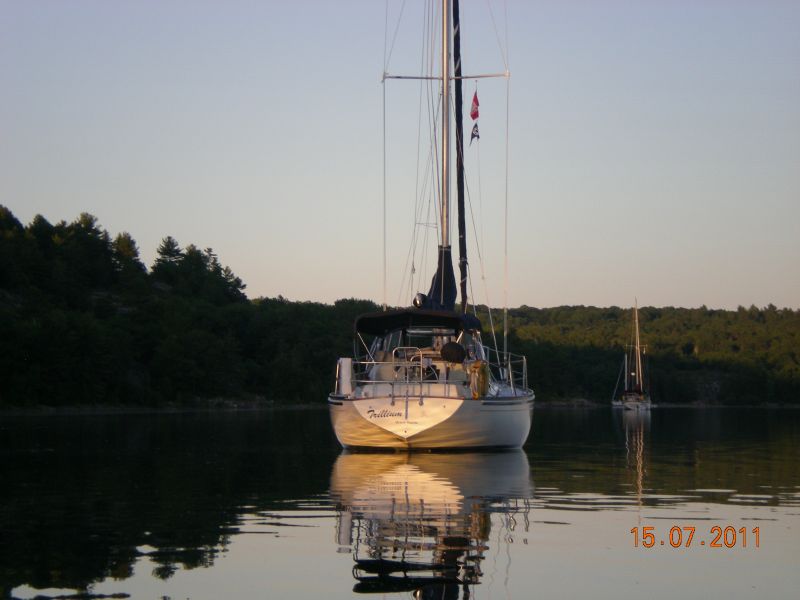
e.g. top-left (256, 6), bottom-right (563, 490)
top-left (419, 0), bottom-right (463, 312)
top-left (440, 0), bottom-right (451, 249)
top-left (453, 0), bottom-right (468, 314)
top-left (634, 299), bottom-right (643, 392)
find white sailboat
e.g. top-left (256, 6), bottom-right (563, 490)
top-left (614, 300), bottom-right (651, 411)
top-left (328, 0), bottom-right (534, 449)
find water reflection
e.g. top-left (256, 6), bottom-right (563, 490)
top-left (0, 411), bottom-right (340, 598)
top-left (2, 409), bottom-right (799, 599)
top-left (621, 410), bottom-right (649, 517)
top-left (329, 452), bottom-right (533, 598)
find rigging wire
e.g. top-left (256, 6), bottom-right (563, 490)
top-left (503, 69), bottom-right (510, 356)
top-left (475, 81), bottom-right (485, 258)
top-left (398, 111), bottom-right (438, 306)
top-left (421, 0), bottom-right (440, 300)
top-left (383, 0), bottom-right (417, 310)
top-left (382, 76), bottom-right (387, 310)
top-left (460, 1), bottom-right (511, 360)
top-left (395, 0), bottom-right (443, 305)
top-left (503, 0), bottom-right (511, 357)
top-left (611, 357), bottom-right (624, 402)
top-left (485, 0), bottom-right (509, 71)
top-left (384, 0), bottom-right (418, 308)
top-left (397, 0), bottom-right (434, 305)
top-left (503, 0), bottom-right (510, 68)
top-left (464, 138), bottom-right (500, 356)
top-left (426, 0), bottom-right (441, 291)
top-left (412, 2), bottom-right (432, 303)
top-left (384, 0), bottom-right (408, 71)
top-left (383, 0), bottom-right (389, 70)
top-left (381, 1), bottom-right (393, 309)
top-left (465, 76), bottom-right (499, 352)
top-left (386, 0), bottom-right (514, 348)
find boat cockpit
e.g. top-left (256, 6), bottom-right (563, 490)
top-left (349, 309), bottom-right (491, 394)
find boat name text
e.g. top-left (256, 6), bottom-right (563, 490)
top-left (367, 408), bottom-right (403, 419)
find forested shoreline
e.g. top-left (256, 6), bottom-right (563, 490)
top-left (1, 206), bottom-right (798, 407)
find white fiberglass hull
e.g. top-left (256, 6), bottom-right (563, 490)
top-left (621, 392), bottom-right (651, 411)
top-left (328, 392), bottom-right (533, 449)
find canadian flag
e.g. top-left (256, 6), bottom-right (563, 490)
top-left (470, 92), bottom-right (479, 120)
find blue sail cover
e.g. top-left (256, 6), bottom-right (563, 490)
top-left (355, 308), bottom-right (481, 336)
top-left (423, 245), bottom-right (457, 311)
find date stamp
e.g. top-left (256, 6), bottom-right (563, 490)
top-left (630, 525), bottom-right (760, 549)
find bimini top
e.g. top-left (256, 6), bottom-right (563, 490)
top-left (355, 309), bottom-right (482, 336)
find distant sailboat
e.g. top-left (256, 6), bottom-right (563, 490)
top-left (613, 300), bottom-right (651, 410)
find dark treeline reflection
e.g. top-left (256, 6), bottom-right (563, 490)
top-left (1, 409), bottom-right (799, 598)
top-left (2, 206), bottom-right (799, 407)
top-left (528, 408), bottom-right (800, 507)
top-left (0, 410), bottom-right (340, 598)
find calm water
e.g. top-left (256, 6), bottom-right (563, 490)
top-left (1, 407), bottom-right (798, 599)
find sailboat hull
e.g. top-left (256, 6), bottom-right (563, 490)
top-left (328, 394), bottom-right (533, 449)
top-left (621, 392), bottom-right (651, 411)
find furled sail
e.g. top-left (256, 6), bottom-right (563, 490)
top-left (423, 245), bottom-right (457, 311)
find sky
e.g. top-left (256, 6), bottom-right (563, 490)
top-left (1, 0), bottom-right (798, 310)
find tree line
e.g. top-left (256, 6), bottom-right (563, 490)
top-left (1, 205), bottom-right (797, 407)
top-left (500, 304), bottom-right (799, 404)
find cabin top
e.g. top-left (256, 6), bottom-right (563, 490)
top-left (355, 309), bottom-right (481, 336)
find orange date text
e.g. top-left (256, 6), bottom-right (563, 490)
top-left (630, 525), bottom-right (760, 549)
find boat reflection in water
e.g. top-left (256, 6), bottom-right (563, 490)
top-left (329, 451), bottom-right (533, 598)
top-left (621, 409), bottom-right (650, 515)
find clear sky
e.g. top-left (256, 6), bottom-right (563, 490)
top-left (1, 0), bottom-right (798, 310)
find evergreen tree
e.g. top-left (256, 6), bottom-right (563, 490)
top-left (0, 205), bottom-right (23, 233)
top-left (112, 232), bottom-right (146, 273)
top-left (152, 236), bottom-right (184, 285)
top-left (154, 236), bottom-right (183, 267)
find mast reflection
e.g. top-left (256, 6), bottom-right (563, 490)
top-left (622, 410), bottom-right (649, 515)
top-left (329, 451), bottom-right (533, 598)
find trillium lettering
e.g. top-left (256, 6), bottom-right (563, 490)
top-left (367, 408), bottom-right (403, 419)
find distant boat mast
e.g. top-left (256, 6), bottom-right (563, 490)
top-left (634, 298), bottom-right (643, 392)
